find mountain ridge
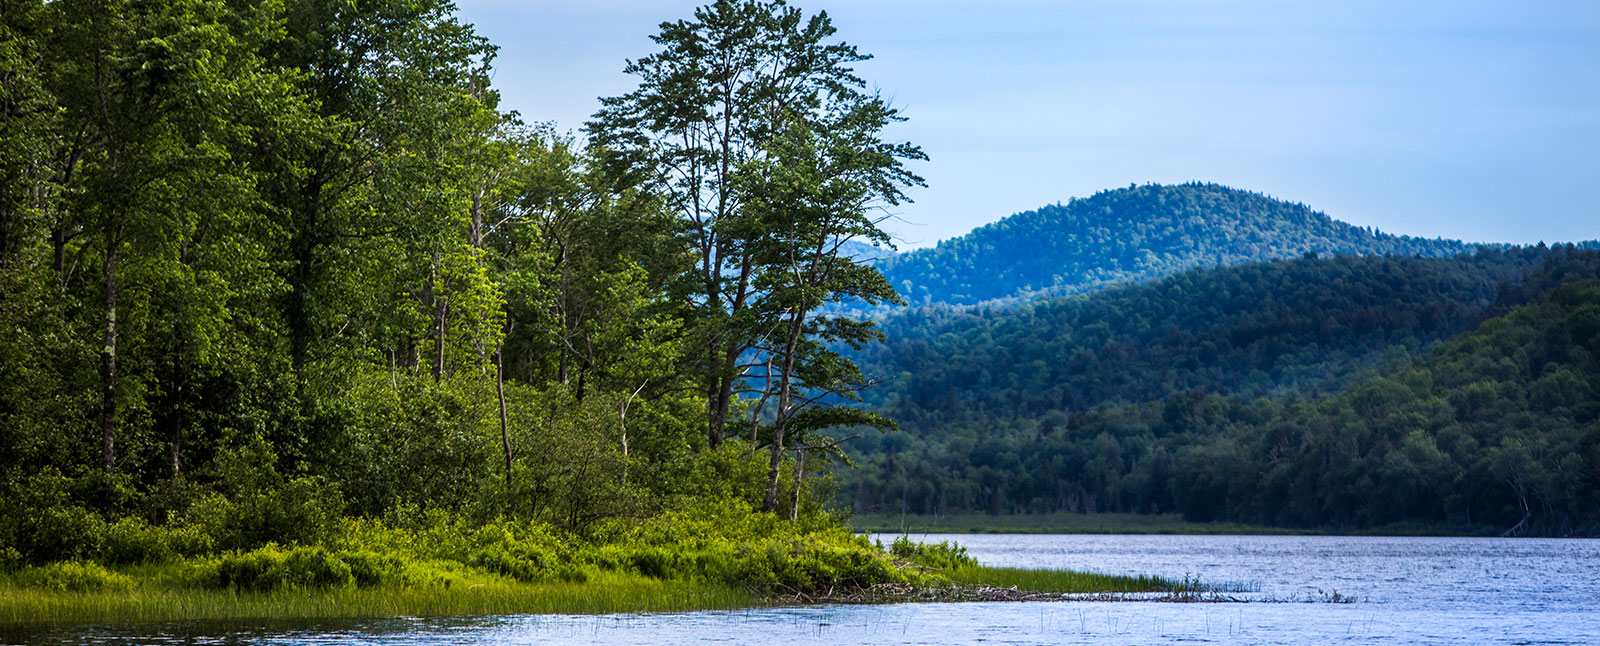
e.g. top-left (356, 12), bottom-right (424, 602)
top-left (873, 182), bottom-right (1476, 310)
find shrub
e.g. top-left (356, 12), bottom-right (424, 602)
top-left (98, 518), bottom-right (176, 565)
top-left (340, 550), bottom-right (413, 588)
top-left (0, 547), bottom-right (22, 573)
top-left (214, 546), bottom-right (359, 591)
top-left (213, 545), bottom-right (434, 591)
top-left (888, 536), bottom-right (977, 571)
top-left (187, 437), bottom-right (346, 550)
top-left (0, 469), bottom-right (106, 563)
top-left (14, 561), bottom-right (133, 592)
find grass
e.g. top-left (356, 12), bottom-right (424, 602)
top-left (943, 566), bottom-right (1172, 594)
top-left (0, 571), bottom-right (754, 627)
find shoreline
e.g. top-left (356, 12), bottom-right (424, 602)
top-left (850, 512), bottom-right (1527, 537)
top-left (0, 564), bottom-right (1172, 628)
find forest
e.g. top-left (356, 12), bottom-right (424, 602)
top-left (845, 246), bottom-right (1600, 535)
top-left (0, 0), bottom-right (942, 600)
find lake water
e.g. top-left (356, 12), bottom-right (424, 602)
top-left (7, 534), bottom-right (1598, 645)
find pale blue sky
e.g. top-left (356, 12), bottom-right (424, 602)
top-left (455, 0), bottom-right (1600, 249)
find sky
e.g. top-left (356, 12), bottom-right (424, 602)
top-left (454, 0), bottom-right (1600, 249)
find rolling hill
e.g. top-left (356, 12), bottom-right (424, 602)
top-left (841, 245), bottom-right (1600, 534)
top-left (876, 182), bottom-right (1474, 309)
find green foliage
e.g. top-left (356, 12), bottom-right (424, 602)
top-left (887, 536), bottom-right (977, 571)
top-left (97, 518), bottom-right (212, 565)
top-left (582, 498), bottom-right (902, 592)
top-left (184, 437), bottom-right (345, 550)
top-left (210, 545), bottom-right (438, 592)
top-left (848, 251), bottom-right (1600, 534)
top-left (0, 469), bottom-right (108, 564)
top-left (12, 562), bottom-right (133, 593)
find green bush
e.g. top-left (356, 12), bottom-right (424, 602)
top-left (581, 499), bottom-right (903, 592)
top-left (888, 536), bottom-right (977, 571)
top-left (187, 437), bottom-right (346, 551)
top-left (99, 518), bottom-right (170, 565)
top-left (0, 546), bottom-right (22, 573)
top-left (0, 469), bottom-right (107, 563)
top-left (212, 545), bottom-right (435, 591)
top-left (214, 546), bottom-right (361, 591)
top-left (14, 561), bottom-right (133, 592)
top-left (340, 550), bottom-right (413, 588)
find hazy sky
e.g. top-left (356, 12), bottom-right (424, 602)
top-left (455, 0), bottom-right (1599, 249)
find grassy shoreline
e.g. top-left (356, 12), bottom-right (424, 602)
top-left (0, 574), bottom-right (754, 627)
top-left (852, 512), bottom-right (1507, 537)
top-left (0, 564), bottom-right (1170, 628)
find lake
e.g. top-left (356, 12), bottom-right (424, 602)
top-left (6, 534), bottom-right (1597, 645)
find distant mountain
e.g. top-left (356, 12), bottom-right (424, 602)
top-left (877, 182), bottom-right (1475, 308)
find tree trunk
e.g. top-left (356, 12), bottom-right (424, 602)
top-left (763, 310), bottom-right (806, 514)
top-left (496, 345), bottom-right (512, 486)
top-left (99, 229), bottom-right (120, 515)
top-left (168, 348), bottom-right (185, 480)
top-left (789, 448), bottom-right (804, 521)
top-left (431, 261), bottom-right (446, 382)
top-left (287, 177), bottom-right (322, 383)
top-left (709, 347), bottom-right (740, 448)
top-left (433, 292), bottom-right (447, 381)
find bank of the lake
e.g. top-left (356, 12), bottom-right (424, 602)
top-left (0, 563), bottom-right (1173, 628)
top-left (15, 534), bottom-right (1597, 645)
top-left (852, 512), bottom-right (1509, 537)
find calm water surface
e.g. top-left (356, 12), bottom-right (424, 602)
top-left (6, 534), bottom-right (1597, 645)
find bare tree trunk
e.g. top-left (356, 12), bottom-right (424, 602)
top-left (99, 229), bottom-right (119, 514)
top-left (789, 448), bottom-right (804, 521)
top-left (432, 269), bottom-right (447, 381)
top-left (749, 357), bottom-right (773, 452)
top-left (763, 309), bottom-right (806, 514)
top-left (496, 344), bottom-right (512, 486)
top-left (168, 349), bottom-right (185, 480)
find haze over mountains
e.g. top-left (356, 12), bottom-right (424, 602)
top-left (838, 183), bottom-right (1600, 535)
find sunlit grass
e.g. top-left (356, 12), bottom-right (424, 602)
top-left (0, 572), bottom-right (754, 627)
top-left (943, 566), bottom-right (1172, 594)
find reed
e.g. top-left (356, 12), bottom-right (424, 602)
top-left (0, 573), bottom-right (754, 627)
top-left (943, 566), bottom-right (1172, 594)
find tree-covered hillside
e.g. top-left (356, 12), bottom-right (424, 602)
top-left (877, 183), bottom-right (1473, 308)
top-left (845, 247), bottom-right (1600, 534)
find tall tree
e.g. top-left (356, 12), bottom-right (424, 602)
top-left (742, 108), bottom-right (918, 513)
top-left (588, 0), bottom-right (917, 451)
top-left (43, 0), bottom-right (295, 509)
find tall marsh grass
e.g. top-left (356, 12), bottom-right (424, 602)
top-left (0, 573), bottom-right (753, 626)
top-left (944, 566), bottom-right (1172, 594)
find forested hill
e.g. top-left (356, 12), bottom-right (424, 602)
top-left (877, 183), bottom-right (1473, 308)
top-left (857, 247), bottom-right (1555, 431)
top-left (843, 246), bottom-right (1600, 534)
